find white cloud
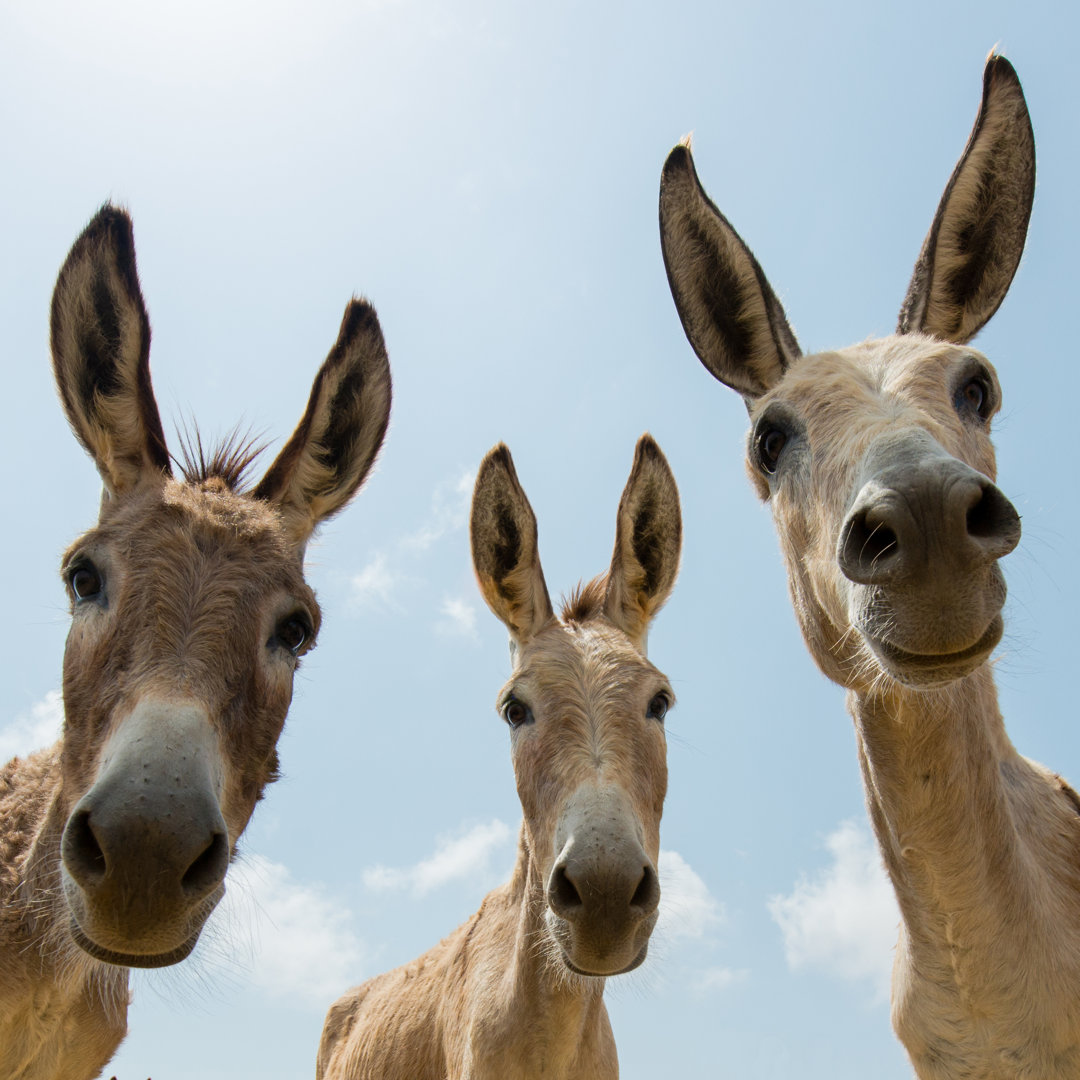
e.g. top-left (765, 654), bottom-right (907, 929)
top-left (208, 854), bottom-right (366, 1006)
top-left (657, 849), bottom-right (724, 942)
top-left (364, 819), bottom-right (514, 897)
top-left (695, 966), bottom-right (749, 993)
top-left (768, 820), bottom-right (899, 1000)
top-left (350, 552), bottom-right (405, 611)
top-left (0, 690), bottom-right (64, 762)
top-left (436, 595), bottom-right (479, 640)
top-left (402, 469), bottom-right (474, 553)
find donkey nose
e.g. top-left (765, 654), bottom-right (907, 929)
top-left (547, 848), bottom-right (660, 925)
top-left (62, 799), bottom-right (230, 905)
top-left (837, 463), bottom-right (1020, 586)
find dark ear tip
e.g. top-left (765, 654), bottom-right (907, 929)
top-left (480, 442), bottom-right (514, 478)
top-left (634, 432), bottom-right (663, 464)
top-left (662, 143), bottom-right (694, 181)
top-left (64, 204), bottom-right (136, 270)
top-left (338, 297), bottom-right (386, 351)
top-left (984, 52), bottom-right (1020, 87)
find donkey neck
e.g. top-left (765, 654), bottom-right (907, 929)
top-left (850, 664), bottom-right (1034, 927)
top-left (476, 829), bottom-right (612, 1079)
top-left (0, 745), bottom-right (129, 1080)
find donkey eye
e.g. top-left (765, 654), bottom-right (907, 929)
top-left (69, 563), bottom-right (103, 602)
top-left (502, 698), bottom-right (533, 728)
top-left (755, 425), bottom-right (788, 474)
top-left (273, 615), bottom-right (312, 656)
top-left (955, 371), bottom-right (994, 422)
top-left (646, 692), bottom-right (671, 722)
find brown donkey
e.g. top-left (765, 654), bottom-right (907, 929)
top-left (0, 206), bottom-right (391, 1080)
top-left (660, 56), bottom-right (1080, 1078)
top-left (317, 435), bottom-right (681, 1080)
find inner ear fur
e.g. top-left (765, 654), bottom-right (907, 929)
top-left (253, 298), bottom-right (392, 547)
top-left (898, 54), bottom-right (1035, 344)
top-left (604, 434), bottom-right (682, 645)
top-left (659, 142), bottom-right (802, 401)
top-left (470, 443), bottom-right (553, 646)
top-left (50, 205), bottom-right (171, 496)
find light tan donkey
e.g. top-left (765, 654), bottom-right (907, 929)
top-left (318, 435), bottom-right (681, 1080)
top-left (658, 55), bottom-right (1080, 1079)
top-left (0, 206), bottom-right (392, 1080)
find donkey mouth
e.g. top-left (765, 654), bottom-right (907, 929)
top-left (863, 615), bottom-right (1004, 682)
top-left (69, 918), bottom-right (202, 969)
top-left (562, 941), bottom-right (650, 978)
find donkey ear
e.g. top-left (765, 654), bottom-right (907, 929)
top-left (660, 143), bottom-right (802, 401)
top-left (50, 205), bottom-right (171, 496)
top-left (470, 443), bottom-right (554, 649)
top-left (604, 435), bottom-right (682, 649)
top-left (253, 299), bottom-right (392, 547)
top-left (898, 55), bottom-right (1035, 343)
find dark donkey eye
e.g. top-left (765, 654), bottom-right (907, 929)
top-left (955, 365), bottom-right (995, 422)
top-left (69, 563), bottom-right (103, 602)
top-left (755, 424), bottom-right (788, 474)
top-left (274, 614), bottom-right (312, 656)
top-left (646, 692), bottom-right (670, 722)
top-left (502, 697), bottom-right (533, 728)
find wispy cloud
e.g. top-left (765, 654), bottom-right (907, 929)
top-left (436, 596), bottom-right (479, 640)
top-left (350, 468), bottom-right (475, 614)
top-left (695, 966), bottom-right (749, 993)
top-left (0, 690), bottom-right (63, 762)
top-left (364, 819), bottom-right (514, 897)
top-left (207, 854), bottom-right (367, 1006)
top-left (657, 849), bottom-right (725, 942)
top-left (768, 820), bottom-right (899, 1000)
top-left (350, 552), bottom-right (407, 611)
top-left (402, 470), bottom-right (474, 553)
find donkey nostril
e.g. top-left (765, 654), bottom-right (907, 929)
top-left (181, 831), bottom-right (229, 899)
top-left (839, 505), bottom-right (901, 583)
top-left (550, 864), bottom-right (583, 915)
top-left (860, 518), bottom-right (898, 567)
top-left (630, 864), bottom-right (660, 914)
top-left (64, 809), bottom-right (107, 887)
top-left (966, 483), bottom-right (1020, 549)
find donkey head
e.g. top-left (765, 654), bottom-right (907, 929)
top-left (470, 436), bottom-right (681, 976)
top-left (659, 55), bottom-right (1033, 691)
top-left (51, 206), bottom-right (392, 967)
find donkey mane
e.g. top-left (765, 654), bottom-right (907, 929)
top-left (560, 575), bottom-right (607, 624)
top-left (175, 426), bottom-right (265, 491)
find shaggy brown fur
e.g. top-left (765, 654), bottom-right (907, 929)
top-left (1, 205), bottom-right (391, 1080)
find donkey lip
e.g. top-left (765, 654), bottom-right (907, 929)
top-left (561, 941), bottom-right (649, 978)
top-left (865, 615), bottom-right (1004, 671)
top-left (69, 918), bottom-right (201, 969)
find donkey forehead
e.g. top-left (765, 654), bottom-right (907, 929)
top-left (758, 337), bottom-right (998, 462)
top-left (71, 479), bottom-right (307, 588)
top-left (510, 619), bottom-right (664, 707)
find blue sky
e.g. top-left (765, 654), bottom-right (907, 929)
top-left (3, 1), bottom-right (1079, 1077)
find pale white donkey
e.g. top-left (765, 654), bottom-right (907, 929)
top-left (660, 54), bottom-right (1080, 1079)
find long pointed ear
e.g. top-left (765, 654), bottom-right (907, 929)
top-left (470, 443), bottom-right (554, 650)
top-left (50, 205), bottom-right (171, 496)
top-left (604, 435), bottom-right (682, 649)
top-left (253, 299), bottom-right (392, 547)
top-left (659, 143), bottom-right (802, 401)
top-left (898, 55), bottom-right (1035, 343)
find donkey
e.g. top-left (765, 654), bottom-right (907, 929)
top-left (317, 435), bottom-right (681, 1080)
top-left (659, 55), bottom-right (1080, 1078)
top-left (0, 205), bottom-right (392, 1080)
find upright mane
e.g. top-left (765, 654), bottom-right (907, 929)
top-left (175, 426), bottom-right (264, 490)
top-left (560, 575), bottom-right (607, 624)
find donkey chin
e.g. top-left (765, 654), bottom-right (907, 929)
top-left (544, 908), bottom-right (658, 978)
top-left (63, 881), bottom-right (222, 969)
top-left (849, 576), bottom-right (1008, 690)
